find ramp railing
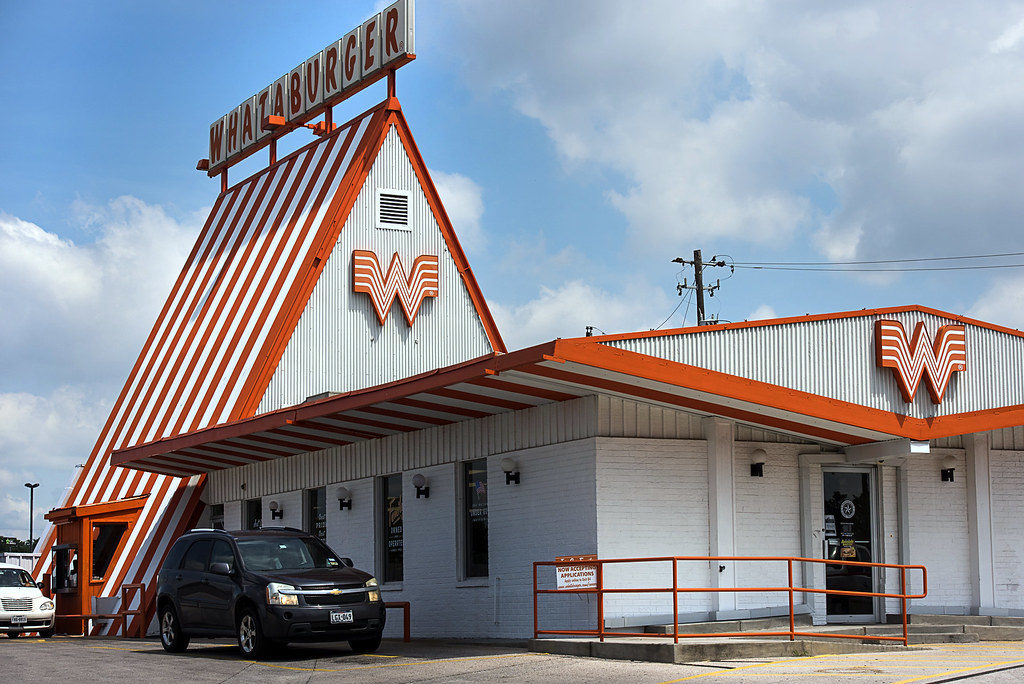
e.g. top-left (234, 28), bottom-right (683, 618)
top-left (533, 555), bottom-right (927, 647)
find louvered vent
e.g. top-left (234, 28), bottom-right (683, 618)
top-left (377, 189), bottom-right (410, 230)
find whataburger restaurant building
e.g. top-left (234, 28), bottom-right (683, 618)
top-left (34, 5), bottom-right (1024, 640)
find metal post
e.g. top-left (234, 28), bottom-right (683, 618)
top-left (597, 561), bottom-right (605, 642)
top-left (672, 558), bottom-right (679, 644)
top-left (533, 562), bottom-right (539, 639)
top-left (24, 483), bottom-right (39, 547)
top-left (900, 567), bottom-right (908, 646)
top-left (387, 69), bottom-right (396, 99)
top-left (693, 249), bottom-right (706, 325)
top-left (788, 559), bottom-right (795, 641)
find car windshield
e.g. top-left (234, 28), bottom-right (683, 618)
top-left (0, 568), bottom-right (36, 588)
top-left (235, 536), bottom-right (343, 571)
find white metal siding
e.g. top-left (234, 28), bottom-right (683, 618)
top-left (605, 311), bottom-right (1024, 419)
top-left (259, 126), bottom-right (494, 413)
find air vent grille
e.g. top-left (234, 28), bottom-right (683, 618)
top-left (378, 191), bottom-right (408, 227)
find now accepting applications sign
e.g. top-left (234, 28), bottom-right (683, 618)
top-left (555, 555), bottom-right (597, 590)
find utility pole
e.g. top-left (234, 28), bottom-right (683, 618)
top-left (24, 482), bottom-right (39, 548)
top-left (672, 250), bottom-right (730, 325)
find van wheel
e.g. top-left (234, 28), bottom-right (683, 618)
top-left (159, 605), bottom-right (189, 653)
top-left (237, 608), bottom-right (272, 659)
top-left (349, 633), bottom-right (382, 653)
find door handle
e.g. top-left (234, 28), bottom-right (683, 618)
top-left (175, 574), bottom-right (183, 581)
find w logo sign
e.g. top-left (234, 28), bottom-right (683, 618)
top-left (352, 250), bottom-right (439, 325)
top-left (874, 319), bottom-right (967, 404)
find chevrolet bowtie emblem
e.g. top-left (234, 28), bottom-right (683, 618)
top-left (330, 589), bottom-right (343, 595)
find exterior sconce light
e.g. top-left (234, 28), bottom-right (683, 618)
top-left (501, 457), bottom-right (520, 485)
top-left (940, 454), bottom-right (956, 482)
top-left (268, 500), bottom-right (284, 520)
top-left (750, 449), bottom-right (767, 477)
top-left (337, 486), bottom-right (352, 510)
top-left (412, 473), bottom-right (430, 499)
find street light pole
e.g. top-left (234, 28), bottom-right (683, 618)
top-left (24, 483), bottom-right (39, 549)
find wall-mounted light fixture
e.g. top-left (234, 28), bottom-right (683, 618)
top-left (268, 500), bottom-right (284, 519)
top-left (501, 457), bottom-right (520, 485)
top-left (750, 448), bottom-right (767, 477)
top-left (337, 486), bottom-right (352, 510)
top-left (940, 454), bottom-right (956, 482)
top-left (412, 473), bottom-right (430, 499)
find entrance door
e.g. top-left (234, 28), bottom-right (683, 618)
top-left (822, 469), bottom-right (877, 622)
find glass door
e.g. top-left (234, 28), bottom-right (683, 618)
top-left (822, 468), bottom-right (878, 623)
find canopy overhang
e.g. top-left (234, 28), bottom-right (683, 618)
top-left (111, 338), bottom-right (1022, 478)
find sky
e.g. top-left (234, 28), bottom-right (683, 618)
top-left (2, 0), bottom-right (1024, 540)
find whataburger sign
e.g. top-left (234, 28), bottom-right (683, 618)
top-left (208, 0), bottom-right (415, 173)
top-left (875, 319), bottom-right (967, 404)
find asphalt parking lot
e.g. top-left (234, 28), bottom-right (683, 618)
top-left (2, 636), bottom-right (1024, 683)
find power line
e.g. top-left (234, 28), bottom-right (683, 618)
top-left (734, 263), bottom-right (1024, 273)
top-left (732, 251), bottom-right (1024, 266)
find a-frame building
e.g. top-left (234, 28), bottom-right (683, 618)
top-left (37, 97), bottom-right (505, 634)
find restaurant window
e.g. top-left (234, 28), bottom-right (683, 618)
top-left (305, 487), bottom-right (327, 542)
top-left (245, 498), bottom-right (262, 530)
top-left (463, 459), bottom-right (488, 578)
top-left (92, 523), bottom-right (128, 581)
top-left (379, 474), bottom-right (403, 583)
top-left (209, 503), bottom-right (224, 530)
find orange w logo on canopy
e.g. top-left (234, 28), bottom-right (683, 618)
top-left (874, 319), bottom-right (967, 404)
top-left (352, 250), bottom-right (439, 325)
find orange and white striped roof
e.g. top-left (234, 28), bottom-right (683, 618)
top-left (36, 99), bottom-right (505, 631)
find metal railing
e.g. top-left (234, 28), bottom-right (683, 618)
top-left (533, 556), bottom-right (927, 646)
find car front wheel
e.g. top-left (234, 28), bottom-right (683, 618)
top-left (159, 605), bottom-right (189, 653)
top-left (349, 632), bottom-right (382, 653)
top-left (237, 608), bottom-right (273, 659)
top-left (6, 631), bottom-right (21, 639)
top-left (38, 628), bottom-right (54, 638)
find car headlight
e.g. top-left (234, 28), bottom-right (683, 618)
top-left (266, 582), bottom-right (298, 606)
top-left (39, 600), bottom-right (54, 611)
top-left (365, 577), bottom-right (380, 602)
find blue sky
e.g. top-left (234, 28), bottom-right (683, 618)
top-left (3, 1), bottom-right (1024, 538)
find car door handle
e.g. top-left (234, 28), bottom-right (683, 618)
top-left (175, 574), bottom-right (183, 581)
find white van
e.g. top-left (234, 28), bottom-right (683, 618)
top-left (0, 561), bottom-right (54, 638)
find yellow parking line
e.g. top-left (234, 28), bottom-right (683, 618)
top-left (245, 652), bottom-right (539, 673)
top-left (890, 658), bottom-right (1024, 684)
top-left (657, 655), bottom-right (828, 683)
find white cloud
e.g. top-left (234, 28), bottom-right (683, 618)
top-left (747, 304), bottom-right (778, 321)
top-left (430, 170), bottom-right (485, 254)
top-left (0, 197), bottom-right (202, 390)
top-left (446, 1), bottom-right (1024, 262)
top-left (489, 279), bottom-right (673, 349)
top-left (970, 275), bottom-right (1024, 331)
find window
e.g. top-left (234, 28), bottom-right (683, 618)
top-left (52, 545), bottom-right (78, 592)
top-left (245, 498), bottom-right (262, 530)
top-left (305, 487), bottom-right (327, 542)
top-left (92, 523), bottom-right (128, 581)
top-left (180, 540), bottom-right (213, 572)
top-left (209, 503), bottom-right (224, 530)
top-left (463, 459), bottom-right (488, 578)
top-left (209, 539), bottom-right (235, 572)
top-left (380, 474), bottom-right (403, 583)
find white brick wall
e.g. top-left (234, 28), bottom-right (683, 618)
top-left (595, 438), bottom-right (711, 620)
top-left (733, 444), bottom-right (804, 609)
top-left (905, 451), bottom-right (971, 610)
top-left (991, 450), bottom-right (1024, 610)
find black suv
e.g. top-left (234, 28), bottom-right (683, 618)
top-left (156, 527), bottom-right (385, 658)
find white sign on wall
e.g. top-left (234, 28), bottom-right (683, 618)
top-left (209, 0), bottom-right (415, 171)
top-left (555, 555), bottom-right (598, 590)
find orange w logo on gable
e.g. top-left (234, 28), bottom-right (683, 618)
top-left (352, 250), bottom-right (439, 325)
top-left (874, 319), bottom-right (967, 404)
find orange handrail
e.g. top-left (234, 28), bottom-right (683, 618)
top-left (533, 555), bottom-right (927, 647)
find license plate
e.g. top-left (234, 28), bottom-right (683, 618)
top-left (330, 610), bottom-right (353, 624)
top-left (11, 615), bottom-right (27, 625)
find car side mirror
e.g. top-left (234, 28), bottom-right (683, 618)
top-left (210, 562), bottom-right (233, 575)
top-left (340, 557), bottom-right (354, 567)
top-left (36, 581), bottom-right (45, 590)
